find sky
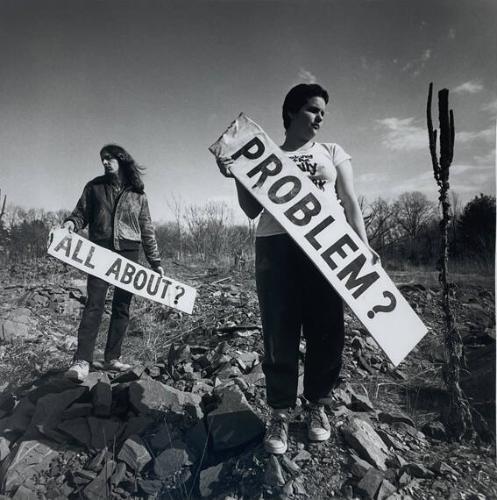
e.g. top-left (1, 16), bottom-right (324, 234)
top-left (1, 0), bottom-right (495, 223)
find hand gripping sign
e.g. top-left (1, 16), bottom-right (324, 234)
top-left (209, 114), bottom-right (428, 366)
top-left (48, 228), bottom-right (196, 314)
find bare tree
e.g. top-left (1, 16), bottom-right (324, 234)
top-left (363, 197), bottom-right (396, 250)
top-left (183, 201), bottom-right (232, 261)
top-left (393, 191), bottom-right (436, 239)
top-left (166, 194), bottom-right (185, 260)
top-left (427, 82), bottom-right (475, 440)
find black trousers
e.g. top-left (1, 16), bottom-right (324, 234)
top-left (75, 247), bottom-right (139, 363)
top-left (256, 234), bottom-right (344, 409)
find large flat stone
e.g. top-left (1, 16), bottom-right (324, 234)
top-left (0, 398), bottom-right (36, 435)
top-left (61, 403), bottom-right (93, 420)
top-left (341, 417), bottom-right (390, 471)
top-left (83, 459), bottom-right (115, 500)
top-left (80, 372), bottom-right (110, 391)
top-left (376, 478), bottom-right (397, 500)
top-left (91, 380), bottom-right (112, 417)
top-left (243, 363), bottom-right (265, 385)
top-left (25, 378), bottom-right (82, 404)
top-left (153, 441), bottom-right (194, 479)
top-left (0, 308), bottom-right (36, 342)
top-left (199, 463), bottom-right (224, 498)
top-left (150, 423), bottom-right (175, 452)
top-left (356, 467), bottom-right (384, 498)
top-left (378, 411), bottom-right (415, 427)
top-left (58, 418), bottom-right (92, 448)
top-left (0, 437), bottom-right (10, 461)
top-left (120, 415), bottom-right (155, 442)
top-left (88, 417), bottom-right (121, 450)
top-left (29, 387), bottom-right (87, 437)
top-left (184, 421), bottom-right (209, 458)
top-left (207, 385), bottom-right (265, 451)
top-left (11, 484), bottom-right (38, 499)
top-left (118, 435), bottom-right (151, 472)
top-left (0, 440), bottom-right (59, 493)
top-left (128, 379), bottom-right (202, 419)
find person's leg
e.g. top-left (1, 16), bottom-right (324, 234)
top-left (256, 234), bottom-right (302, 454)
top-left (256, 234), bottom-right (302, 410)
top-left (75, 274), bottom-right (110, 363)
top-left (104, 248), bottom-right (139, 364)
top-left (300, 250), bottom-right (344, 405)
top-left (300, 249), bottom-right (344, 441)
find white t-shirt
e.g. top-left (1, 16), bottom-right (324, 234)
top-left (256, 142), bottom-right (351, 237)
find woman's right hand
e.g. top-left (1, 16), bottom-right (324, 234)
top-left (216, 157), bottom-right (234, 178)
top-left (63, 220), bottom-right (75, 233)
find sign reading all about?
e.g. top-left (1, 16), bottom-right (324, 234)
top-left (48, 228), bottom-right (196, 314)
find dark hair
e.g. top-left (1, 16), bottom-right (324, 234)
top-left (100, 144), bottom-right (145, 193)
top-left (282, 83), bottom-right (330, 130)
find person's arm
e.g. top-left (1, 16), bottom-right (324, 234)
top-left (138, 194), bottom-right (164, 276)
top-left (235, 180), bottom-right (263, 219)
top-left (335, 159), bottom-right (380, 264)
top-left (63, 183), bottom-right (90, 232)
top-left (217, 156), bottom-right (263, 219)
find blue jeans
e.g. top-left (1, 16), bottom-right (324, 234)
top-left (256, 234), bottom-right (344, 409)
top-left (75, 247), bottom-right (139, 363)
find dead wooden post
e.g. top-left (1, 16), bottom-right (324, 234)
top-left (427, 82), bottom-right (475, 440)
top-left (0, 189), bottom-right (6, 222)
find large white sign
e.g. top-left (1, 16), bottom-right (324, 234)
top-left (48, 228), bottom-right (196, 314)
top-left (209, 114), bottom-right (428, 366)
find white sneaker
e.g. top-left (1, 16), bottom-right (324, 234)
top-left (307, 404), bottom-right (331, 442)
top-left (65, 360), bottom-right (90, 382)
top-left (104, 359), bottom-right (132, 372)
top-left (264, 412), bottom-right (289, 454)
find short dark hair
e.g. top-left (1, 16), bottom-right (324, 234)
top-left (282, 83), bottom-right (329, 130)
top-left (100, 144), bottom-right (145, 193)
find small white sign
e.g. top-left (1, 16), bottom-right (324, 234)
top-left (209, 113), bottom-right (428, 366)
top-left (48, 228), bottom-right (196, 314)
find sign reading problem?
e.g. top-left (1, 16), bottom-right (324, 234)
top-left (48, 228), bottom-right (196, 314)
top-left (209, 113), bottom-right (428, 366)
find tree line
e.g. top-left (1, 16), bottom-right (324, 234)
top-left (0, 191), bottom-right (494, 273)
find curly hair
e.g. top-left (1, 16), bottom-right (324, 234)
top-left (100, 144), bottom-right (145, 193)
top-left (282, 83), bottom-right (330, 130)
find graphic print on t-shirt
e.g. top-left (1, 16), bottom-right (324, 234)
top-left (289, 152), bottom-right (326, 190)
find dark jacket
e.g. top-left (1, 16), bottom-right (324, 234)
top-left (66, 176), bottom-right (161, 267)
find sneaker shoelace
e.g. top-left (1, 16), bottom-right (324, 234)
top-left (309, 406), bottom-right (326, 429)
top-left (267, 417), bottom-right (287, 441)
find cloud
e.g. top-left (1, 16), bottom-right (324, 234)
top-left (401, 49), bottom-right (431, 77)
top-left (449, 164), bottom-right (495, 195)
top-left (386, 164), bottom-right (495, 200)
top-left (298, 68), bottom-right (317, 83)
top-left (453, 81), bottom-right (484, 94)
top-left (474, 149), bottom-right (496, 166)
top-left (456, 127), bottom-right (494, 144)
top-left (378, 116), bottom-right (494, 153)
top-left (376, 117), bottom-right (427, 152)
top-left (482, 98), bottom-right (497, 115)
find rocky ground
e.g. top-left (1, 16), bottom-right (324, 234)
top-left (0, 257), bottom-right (495, 499)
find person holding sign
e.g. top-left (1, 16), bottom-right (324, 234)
top-left (63, 144), bottom-right (164, 382)
top-left (217, 84), bottom-right (379, 454)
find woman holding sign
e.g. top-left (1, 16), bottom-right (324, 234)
top-left (63, 144), bottom-right (164, 382)
top-left (217, 83), bottom-right (379, 454)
